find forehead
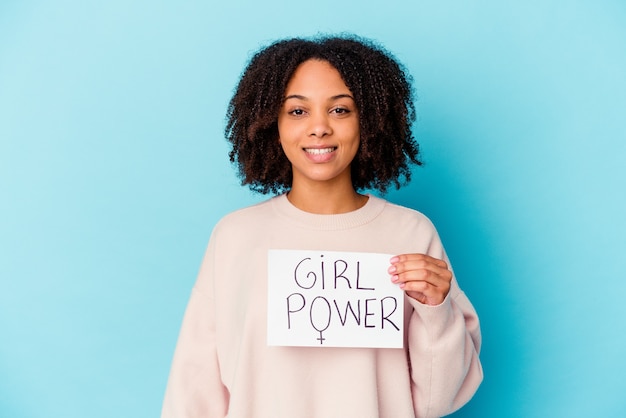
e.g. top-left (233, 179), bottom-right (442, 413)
top-left (284, 59), bottom-right (351, 95)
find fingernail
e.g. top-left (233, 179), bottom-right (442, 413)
top-left (389, 256), bottom-right (399, 263)
top-left (388, 265), bottom-right (396, 274)
top-left (391, 274), bottom-right (399, 283)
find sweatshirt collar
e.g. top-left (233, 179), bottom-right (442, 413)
top-left (271, 193), bottom-right (386, 230)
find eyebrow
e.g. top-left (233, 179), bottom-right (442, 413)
top-left (283, 94), bottom-right (355, 101)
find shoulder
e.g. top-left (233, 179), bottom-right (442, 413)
top-left (375, 196), bottom-right (436, 231)
top-left (370, 196), bottom-right (444, 255)
top-left (212, 196), bottom-right (278, 236)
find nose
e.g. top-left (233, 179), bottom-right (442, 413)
top-left (309, 112), bottom-right (332, 138)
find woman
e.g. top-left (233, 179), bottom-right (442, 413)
top-left (162, 35), bottom-right (482, 418)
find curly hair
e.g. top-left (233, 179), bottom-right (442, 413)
top-left (225, 34), bottom-right (422, 194)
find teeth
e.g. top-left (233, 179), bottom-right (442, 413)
top-left (305, 147), bottom-right (335, 155)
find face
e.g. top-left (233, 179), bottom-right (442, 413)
top-left (278, 59), bottom-right (360, 190)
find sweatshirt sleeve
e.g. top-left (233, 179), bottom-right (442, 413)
top-left (407, 228), bottom-right (483, 417)
top-left (161, 237), bottom-right (229, 418)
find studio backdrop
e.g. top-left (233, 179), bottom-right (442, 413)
top-left (1, 0), bottom-right (625, 417)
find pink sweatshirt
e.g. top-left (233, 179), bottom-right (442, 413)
top-left (162, 194), bottom-right (482, 417)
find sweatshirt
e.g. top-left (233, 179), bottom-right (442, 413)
top-left (161, 194), bottom-right (482, 418)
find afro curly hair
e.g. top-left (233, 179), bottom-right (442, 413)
top-left (225, 34), bottom-right (422, 195)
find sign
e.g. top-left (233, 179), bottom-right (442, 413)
top-left (267, 249), bottom-right (404, 348)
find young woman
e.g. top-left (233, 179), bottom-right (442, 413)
top-left (162, 35), bottom-right (482, 418)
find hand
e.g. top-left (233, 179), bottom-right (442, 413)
top-left (388, 254), bottom-right (452, 306)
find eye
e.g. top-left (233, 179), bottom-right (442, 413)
top-left (331, 107), bottom-right (350, 115)
top-left (288, 108), bottom-right (306, 116)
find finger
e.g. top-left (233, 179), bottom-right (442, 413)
top-left (394, 262), bottom-right (449, 280)
top-left (390, 253), bottom-right (447, 266)
top-left (391, 267), bottom-right (451, 288)
top-left (388, 260), bottom-right (451, 283)
top-left (399, 279), bottom-right (441, 294)
top-left (390, 254), bottom-right (449, 272)
top-left (402, 282), bottom-right (449, 306)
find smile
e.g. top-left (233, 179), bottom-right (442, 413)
top-left (304, 147), bottom-right (336, 155)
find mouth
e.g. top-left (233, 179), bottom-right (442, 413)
top-left (304, 147), bottom-right (337, 155)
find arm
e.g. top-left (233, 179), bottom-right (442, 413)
top-left (161, 239), bottom-right (229, 418)
top-left (390, 248), bottom-right (482, 416)
top-left (406, 280), bottom-right (482, 417)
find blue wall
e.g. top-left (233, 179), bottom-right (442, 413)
top-left (1, 0), bottom-right (625, 416)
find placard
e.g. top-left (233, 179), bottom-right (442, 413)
top-left (267, 249), bottom-right (404, 348)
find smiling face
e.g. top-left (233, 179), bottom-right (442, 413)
top-left (278, 59), bottom-right (360, 192)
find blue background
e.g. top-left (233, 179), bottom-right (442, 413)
top-left (1, 0), bottom-right (625, 416)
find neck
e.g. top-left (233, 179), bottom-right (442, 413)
top-left (286, 183), bottom-right (368, 214)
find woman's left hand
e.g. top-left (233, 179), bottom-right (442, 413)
top-left (388, 254), bottom-right (453, 306)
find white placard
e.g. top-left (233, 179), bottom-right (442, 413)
top-left (267, 249), bottom-right (404, 348)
